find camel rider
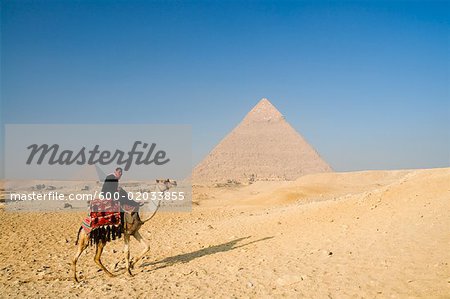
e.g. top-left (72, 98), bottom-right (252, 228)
top-left (101, 167), bottom-right (141, 208)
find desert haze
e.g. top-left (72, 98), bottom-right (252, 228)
top-left (1, 167), bottom-right (449, 298)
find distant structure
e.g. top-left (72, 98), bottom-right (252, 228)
top-left (192, 98), bottom-right (332, 183)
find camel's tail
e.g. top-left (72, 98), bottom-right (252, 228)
top-left (75, 226), bottom-right (83, 245)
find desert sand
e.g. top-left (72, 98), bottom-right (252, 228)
top-left (1, 167), bottom-right (449, 298)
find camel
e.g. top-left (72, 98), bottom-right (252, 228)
top-left (72, 179), bottom-right (177, 282)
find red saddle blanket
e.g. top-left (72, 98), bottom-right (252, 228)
top-left (81, 198), bottom-right (122, 244)
top-left (90, 198), bottom-right (121, 226)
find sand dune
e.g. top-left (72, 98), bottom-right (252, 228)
top-left (1, 168), bottom-right (449, 298)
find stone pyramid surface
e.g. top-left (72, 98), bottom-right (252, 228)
top-left (192, 98), bottom-right (332, 183)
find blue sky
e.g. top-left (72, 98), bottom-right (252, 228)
top-left (1, 0), bottom-right (449, 176)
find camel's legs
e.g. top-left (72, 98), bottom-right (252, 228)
top-left (113, 234), bottom-right (129, 270)
top-left (72, 232), bottom-right (89, 283)
top-left (114, 251), bottom-right (125, 270)
top-left (114, 231), bottom-right (149, 270)
top-left (94, 240), bottom-right (115, 277)
top-left (123, 233), bottom-right (133, 276)
top-left (130, 230), bottom-right (150, 269)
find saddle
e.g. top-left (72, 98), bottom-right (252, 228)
top-left (81, 198), bottom-right (122, 245)
top-left (81, 189), bottom-right (142, 244)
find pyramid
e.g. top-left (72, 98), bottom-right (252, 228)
top-left (192, 98), bottom-right (332, 183)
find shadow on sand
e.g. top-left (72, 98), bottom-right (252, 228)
top-left (140, 236), bottom-right (274, 271)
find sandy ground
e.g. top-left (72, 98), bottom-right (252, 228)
top-left (1, 168), bottom-right (449, 298)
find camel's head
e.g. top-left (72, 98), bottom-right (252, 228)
top-left (156, 178), bottom-right (177, 191)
